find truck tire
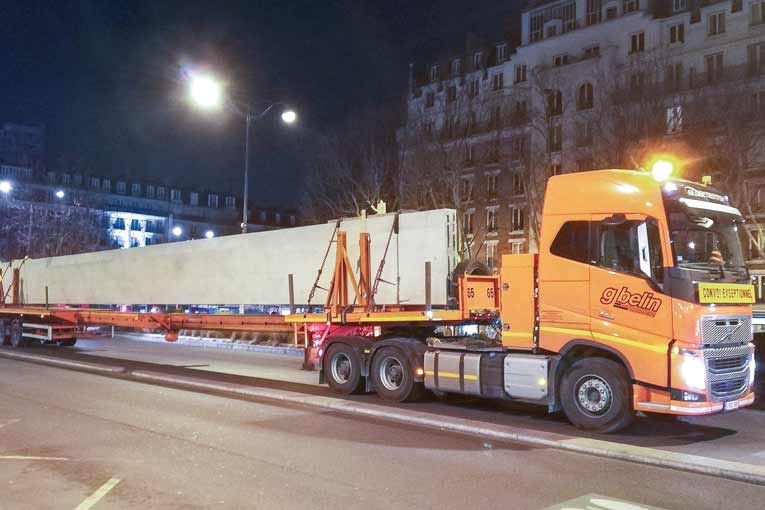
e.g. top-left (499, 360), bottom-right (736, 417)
top-left (56, 339), bottom-right (77, 347)
top-left (323, 343), bottom-right (365, 395)
top-left (0, 320), bottom-right (9, 346)
top-left (370, 346), bottom-right (425, 402)
top-left (560, 357), bottom-right (635, 433)
top-left (9, 320), bottom-right (28, 348)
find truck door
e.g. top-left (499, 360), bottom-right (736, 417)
top-left (588, 214), bottom-right (672, 388)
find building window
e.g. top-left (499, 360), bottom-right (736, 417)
top-left (512, 173), bottom-right (524, 196)
top-left (473, 51), bottom-right (482, 69)
top-left (468, 78), bottom-right (480, 98)
top-left (102, 179), bottom-right (111, 193)
top-left (463, 210), bottom-right (474, 235)
top-left (583, 45), bottom-right (600, 59)
top-left (550, 163), bottom-right (562, 176)
top-left (423, 119), bottom-right (434, 137)
top-left (548, 124), bottom-right (562, 152)
top-left (146, 185), bottom-right (155, 198)
top-left (451, 58), bottom-right (462, 77)
top-left (547, 90), bottom-right (563, 116)
top-left (171, 188), bottom-right (182, 203)
top-left (489, 105), bottom-right (502, 129)
top-left (748, 43), bottom-right (765, 75)
top-left (225, 195), bottom-right (236, 208)
top-left (666, 62), bottom-right (683, 90)
top-left (486, 208), bottom-right (497, 233)
top-left (429, 64), bottom-right (440, 82)
top-left (553, 54), bottom-right (569, 66)
top-left (425, 92), bottom-right (435, 108)
top-left (130, 219), bottom-right (141, 231)
top-left (576, 158), bottom-right (594, 172)
top-left (753, 2), bottom-right (765, 25)
top-left (131, 183), bottom-right (141, 196)
top-left (623, 0), bottom-right (638, 13)
top-left (529, 1), bottom-right (576, 42)
top-left (208, 194), bottom-right (219, 208)
top-left (669, 23), bottom-right (685, 44)
top-left (116, 181), bottom-right (126, 194)
top-left (112, 217), bottom-right (126, 230)
top-left (705, 52), bottom-right (724, 82)
top-left (157, 186), bottom-right (166, 200)
top-left (666, 105), bottom-right (683, 134)
top-left (485, 242), bottom-right (497, 268)
top-left (514, 64), bottom-right (527, 83)
top-left (190, 192), bottom-right (199, 206)
top-left (673, 0), bottom-right (687, 13)
top-left (447, 85), bottom-right (457, 102)
top-left (512, 100), bottom-right (528, 124)
top-left (511, 137), bottom-right (526, 161)
top-left (708, 12), bottom-right (725, 36)
top-left (606, 6), bottom-right (618, 19)
top-left (576, 122), bottom-right (594, 147)
top-left (486, 173), bottom-right (498, 196)
top-left (46, 171), bottom-right (56, 183)
top-left (629, 72), bottom-right (644, 95)
top-left (90, 177), bottom-right (100, 189)
top-left (630, 31), bottom-right (645, 54)
top-left (510, 242), bottom-right (524, 255)
top-left (586, 0), bottom-right (602, 25)
top-left (510, 207), bottom-right (524, 232)
top-left (577, 82), bottom-right (594, 110)
top-left (61, 174), bottom-right (71, 185)
top-left (492, 72), bottom-right (504, 91)
top-left (461, 177), bottom-right (473, 201)
top-left (496, 43), bottom-right (508, 63)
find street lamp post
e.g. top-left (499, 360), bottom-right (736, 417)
top-left (186, 72), bottom-right (296, 234)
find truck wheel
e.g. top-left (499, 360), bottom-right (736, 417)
top-left (323, 344), bottom-right (364, 395)
top-left (370, 347), bottom-right (425, 402)
top-left (0, 320), bottom-right (9, 346)
top-left (560, 357), bottom-right (635, 433)
top-left (9, 320), bottom-right (28, 348)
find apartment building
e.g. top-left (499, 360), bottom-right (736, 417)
top-left (402, 0), bottom-right (765, 277)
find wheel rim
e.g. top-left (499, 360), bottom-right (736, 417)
top-left (378, 356), bottom-right (404, 391)
top-left (574, 374), bottom-right (613, 416)
top-left (330, 352), bottom-right (352, 384)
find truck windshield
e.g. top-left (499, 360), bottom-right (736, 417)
top-left (668, 210), bottom-right (746, 277)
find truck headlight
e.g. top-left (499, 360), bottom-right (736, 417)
top-left (680, 352), bottom-right (707, 391)
top-left (750, 356), bottom-right (757, 387)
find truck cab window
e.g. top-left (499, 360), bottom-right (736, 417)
top-left (597, 218), bottom-right (663, 282)
top-left (550, 221), bottom-right (590, 263)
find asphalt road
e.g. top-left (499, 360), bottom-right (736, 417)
top-left (2, 358), bottom-right (765, 510)
top-left (50, 335), bottom-right (765, 469)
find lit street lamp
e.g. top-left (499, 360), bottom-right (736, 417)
top-left (55, 190), bottom-right (65, 199)
top-left (205, 230), bottom-right (215, 239)
top-left (186, 71), bottom-right (296, 233)
top-left (0, 180), bottom-right (12, 194)
top-left (172, 226), bottom-right (183, 237)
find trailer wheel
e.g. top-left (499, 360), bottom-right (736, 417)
top-left (0, 320), bottom-right (9, 346)
top-left (370, 347), bottom-right (425, 402)
top-left (9, 320), bottom-right (28, 349)
top-left (56, 339), bottom-right (77, 348)
top-left (560, 357), bottom-right (635, 433)
top-left (323, 344), bottom-right (364, 395)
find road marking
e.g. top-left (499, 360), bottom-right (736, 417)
top-left (542, 493), bottom-right (668, 510)
top-left (0, 455), bottom-right (69, 461)
top-left (0, 418), bottom-right (20, 429)
top-left (75, 477), bottom-right (121, 510)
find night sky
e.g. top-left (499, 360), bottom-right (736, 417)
top-left (0, 0), bottom-right (523, 207)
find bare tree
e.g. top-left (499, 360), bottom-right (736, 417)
top-left (0, 196), bottom-right (110, 260)
top-left (302, 105), bottom-right (402, 223)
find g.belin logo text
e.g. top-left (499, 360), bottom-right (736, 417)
top-left (600, 287), bottom-right (662, 317)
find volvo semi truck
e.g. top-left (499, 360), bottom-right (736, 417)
top-left (0, 168), bottom-right (756, 432)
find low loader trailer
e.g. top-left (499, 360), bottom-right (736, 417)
top-left (0, 169), bottom-right (757, 432)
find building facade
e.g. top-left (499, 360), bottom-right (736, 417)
top-left (1, 161), bottom-right (298, 252)
top-left (402, 0), bottom-right (765, 283)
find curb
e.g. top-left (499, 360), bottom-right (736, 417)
top-left (3, 349), bottom-right (765, 486)
top-left (121, 333), bottom-right (304, 357)
top-left (0, 350), bottom-right (125, 374)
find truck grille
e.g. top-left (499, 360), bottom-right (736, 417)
top-left (703, 343), bottom-right (754, 402)
top-left (700, 315), bottom-right (752, 347)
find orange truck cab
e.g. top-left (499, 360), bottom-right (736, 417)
top-left (500, 169), bottom-right (755, 431)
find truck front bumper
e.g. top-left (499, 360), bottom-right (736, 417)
top-left (636, 391), bottom-right (755, 416)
